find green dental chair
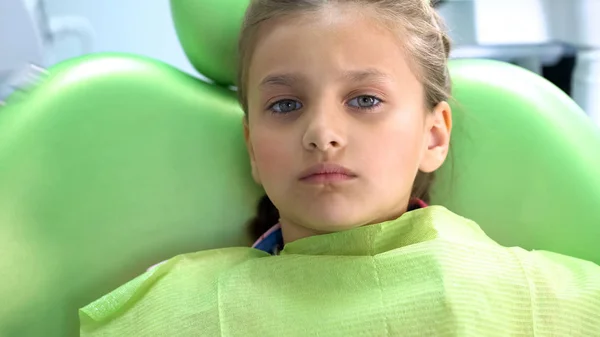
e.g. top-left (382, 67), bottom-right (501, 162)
top-left (1, 0), bottom-right (599, 336)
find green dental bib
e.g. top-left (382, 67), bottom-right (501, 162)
top-left (80, 206), bottom-right (600, 336)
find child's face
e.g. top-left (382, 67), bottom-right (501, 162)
top-left (244, 6), bottom-right (451, 240)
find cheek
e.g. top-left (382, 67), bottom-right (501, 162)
top-left (251, 126), bottom-right (296, 178)
top-left (360, 114), bottom-right (425, 178)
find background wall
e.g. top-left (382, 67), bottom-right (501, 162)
top-left (45, 0), bottom-right (197, 75)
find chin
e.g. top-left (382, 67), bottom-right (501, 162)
top-left (292, 193), bottom-right (375, 231)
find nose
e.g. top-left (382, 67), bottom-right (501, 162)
top-left (302, 107), bottom-right (347, 152)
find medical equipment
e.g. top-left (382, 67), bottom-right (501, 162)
top-left (439, 0), bottom-right (600, 125)
top-left (0, 0), bottom-right (93, 101)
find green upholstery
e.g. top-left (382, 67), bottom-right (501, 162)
top-left (171, 0), bottom-right (250, 86)
top-left (433, 60), bottom-right (600, 263)
top-left (0, 1), bottom-right (599, 336)
top-left (0, 55), bottom-right (263, 337)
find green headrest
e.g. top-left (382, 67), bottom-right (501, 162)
top-left (171, 0), bottom-right (249, 86)
top-left (433, 60), bottom-right (600, 263)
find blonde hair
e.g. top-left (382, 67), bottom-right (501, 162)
top-left (237, 0), bottom-right (452, 239)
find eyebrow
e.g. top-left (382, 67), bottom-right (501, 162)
top-left (259, 73), bottom-right (302, 88)
top-left (258, 68), bottom-right (392, 89)
top-left (341, 68), bottom-right (392, 83)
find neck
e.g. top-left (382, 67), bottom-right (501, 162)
top-left (280, 219), bottom-right (328, 245)
top-left (280, 201), bottom-right (410, 244)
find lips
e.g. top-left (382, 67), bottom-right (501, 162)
top-left (299, 163), bottom-right (357, 183)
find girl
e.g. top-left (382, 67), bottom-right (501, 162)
top-left (80, 0), bottom-right (600, 335)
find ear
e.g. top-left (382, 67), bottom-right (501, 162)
top-left (243, 118), bottom-right (262, 184)
top-left (419, 101), bottom-right (452, 173)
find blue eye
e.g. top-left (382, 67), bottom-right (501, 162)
top-left (269, 99), bottom-right (302, 114)
top-left (348, 95), bottom-right (382, 109)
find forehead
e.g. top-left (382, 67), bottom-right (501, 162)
top-left (248, 5), bottom-right (418, 87)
